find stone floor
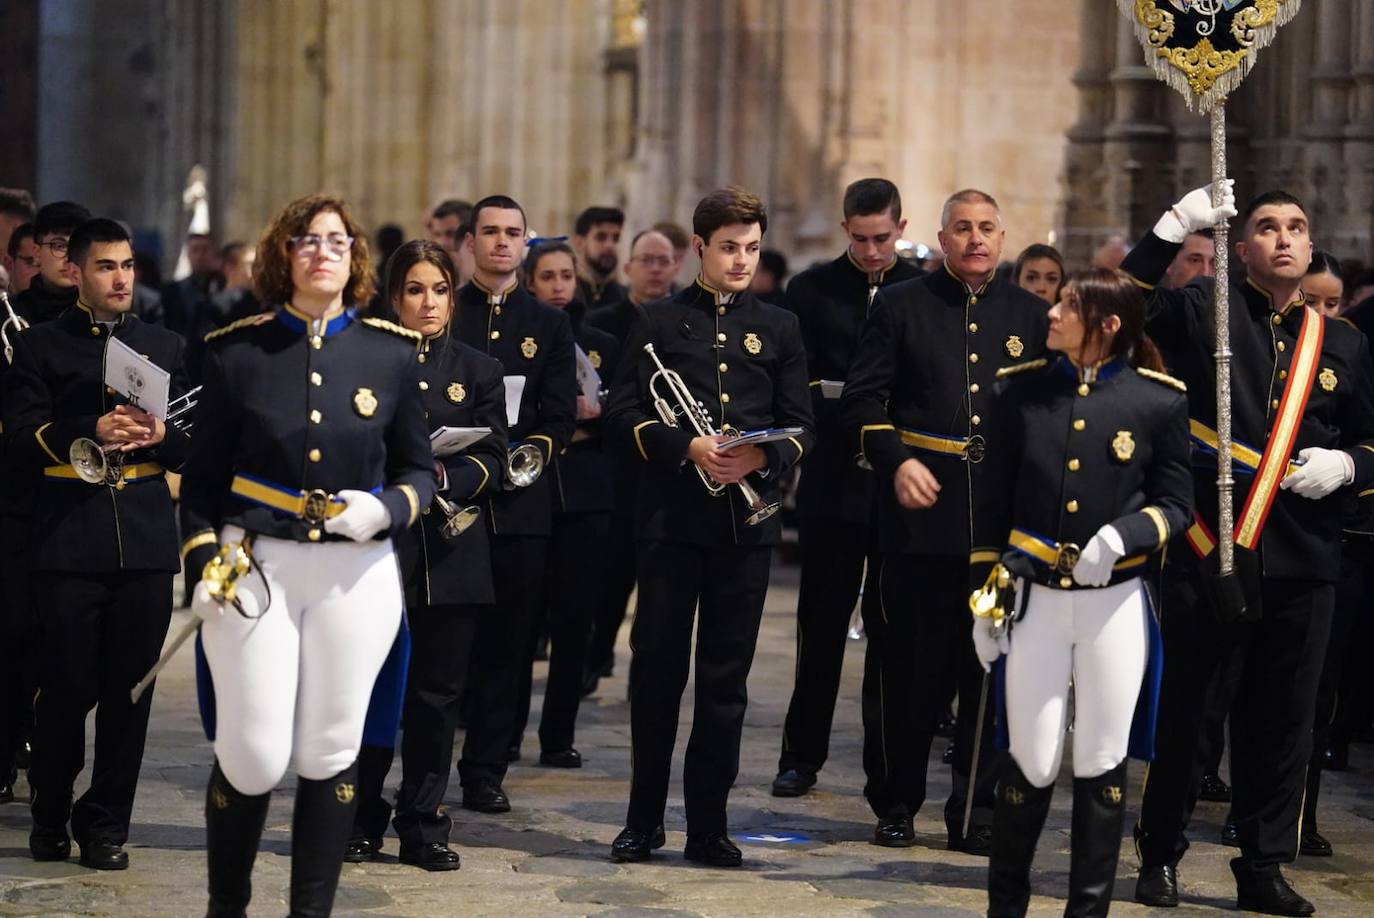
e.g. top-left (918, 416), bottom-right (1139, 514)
top-left (2, 560), bottom-right (1373, 916)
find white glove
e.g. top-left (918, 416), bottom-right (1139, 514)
top-left (1280, 447), bottom-right (1354, 500)
top-left (971, 617), bottom-right (1010, 673)
top-left (1073, 525), bottom-right (1126, 588)
top-left (1153, 181), bottom-right (1238, 243)
top-left (323, 489), bottom-right (392, 542)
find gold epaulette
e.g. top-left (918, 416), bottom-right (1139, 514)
top-left (995, 358), bottom-right (1049, 380)
top-left (204, 312), bottom-right (272, 343)
top-left (361, 317), bottom-right (423, 342)
top-left (1137, 367), bottom-right (1187, 393)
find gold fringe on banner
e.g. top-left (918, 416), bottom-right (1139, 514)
top-left (1117, 0), bottom-right (1303, 111)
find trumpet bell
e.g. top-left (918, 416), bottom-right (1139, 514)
top-left (744, 500), bottom-right (781, 527)
top-left (70, 437), bottom-right (117, 486)
top-left (440, 503), bottom-right (481, 539)
top-left (507, 442), bottom-right (544, 488)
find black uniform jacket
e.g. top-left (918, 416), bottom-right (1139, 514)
top-left (551, 303), bottom-right (620, 516)
top-left (454, 279), bottom-right (577, 537)
top-left (2, 303), bottom-right (190, 572)
top-left (587, 297), bottom-right (648, 346)
top-left (791, 251), bottom-right (924, 525)
top-left (977, 356), bottom-right (1193, 588)
top-left (179, 305), bottom-right (437, 548)
top-left (1337, 305), bottom-right (1374, 536)
top-left (841, 265), bottom-right (1051, 556)
top-left (606, 279), bottom-right (816, 547)
top-left (1123, 233), bottom-right (1374, 582)
top-left (396, 330), bottom-right (507, 608)
top-left (580, 277), bottom-right (629, 312)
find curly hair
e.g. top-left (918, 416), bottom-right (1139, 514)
top-left (254, 194), bottom-right (374, 307)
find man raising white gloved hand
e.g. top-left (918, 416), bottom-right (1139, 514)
top-left (1153, 181), bottom-right (1238, 243)
top-left (1280, 447), bottom-right (1354, 500)
top-left (323, 489), bottom-right (393, 542)
top-left (1073, 524), bottom-right (1126, 588)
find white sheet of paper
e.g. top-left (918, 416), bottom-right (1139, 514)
top-left (574, 345), bottom-right (602, 403)
top-left (819, 379), bottom-right (845, 400)
top-left (430, 426), bottom-right (493, 458)
top-left (713, 427), bottom-right (806, 451)
top-left (104, 336), bottom-right (170, 418)
top-left (502, 375), bottom-right (526, 427)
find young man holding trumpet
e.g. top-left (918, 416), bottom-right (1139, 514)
top-left (605, 187), bottom-right (814, 866)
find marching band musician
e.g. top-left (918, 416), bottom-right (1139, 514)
top-left (2, 218), bottom-right (189, 870)
top-left (179, 195), bottom-right (436, 917)
top-left (451, 195), bottom-right (576, 811)
top-left (518, 239), bottom-right (619, 767)
top-left (840, 189), bottom-right (1050, 853)
top-left (605, 187), bottom-right (814, 866)
top-left (772, 178), bottom-right (923, 799)
top-left (1127, 187), bottom-right (1374, 916)
top-left (347, 240), bottom-right (507, 871)
top-left (972, 268), bottom-right (1193, 916)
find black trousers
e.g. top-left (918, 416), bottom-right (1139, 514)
top-left (458, 534), bottom-right (547, 788)
top-left (1137, 570), bottom-right (1333, 874)
top-left (355, 603), bottom-right (479, 846)
top-left (625, 540), bottom-right (771, 836)
top-left (28, 571), bottom-right (172, 845)
top-left (586, 512), bottom-right (637, 680)
top-left (0, 514), bottom-right (38, 773)
top-left (862, 553), bottom-right (998, 830)
top-left (777, 518), bottom-right (868, 774)
top-left (532, 511), bottom-right (609, 753)
top-left (1198, 636), bottom-right (1245, 775)
top-left (1325, 538), bottom-right (1374, 753)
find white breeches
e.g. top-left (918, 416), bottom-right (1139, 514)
top-left (1004, 578), bottom-right (1149, 789)
top-left (200, 527), bottom-right (403, 795)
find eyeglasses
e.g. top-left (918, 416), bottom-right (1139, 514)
top-left (289, 234), bottom-right (355, 258)
top-left (632, 255), bottom-right (674, 269)
top-left (37, 238), bottom-right (69, 256)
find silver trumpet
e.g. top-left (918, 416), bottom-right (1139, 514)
top-left (1, 290), bottom-right (30, 365)
top-left (643, 342), bottom-right (779, 526)
top-left (433, 492), bottom-right (481, 538)
top-left (69, 386), bottom-right (202, 486)
top-left (505, 441), bottom-right (545, 489)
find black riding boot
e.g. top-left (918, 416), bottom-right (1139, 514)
top-left (1066, 761), bottom-right (1128, 917)
top-left (205, 762), bottom-right (270, 918)
top-left (988, 758), bottom-right (1055, 917)
top-left (289, 761), bottom-right (360, 918)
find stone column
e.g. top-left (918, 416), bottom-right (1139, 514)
top-left (1344, 0), bottom-right (1374, 259)
top-left (1060, 0), bottom-right (1120, 264)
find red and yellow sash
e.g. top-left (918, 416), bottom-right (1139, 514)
top-left (1186, 306), bottom-right (1324, 558)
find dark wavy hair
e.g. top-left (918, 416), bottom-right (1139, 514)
top-left (254, 194), bottom-right (374, 307)
top-left (378, 239), bottom-right (457, 324)
top-left (1060, 267), bottom-right (1164, 372)
top-left (1013, 243), bottom-right (1066, 302)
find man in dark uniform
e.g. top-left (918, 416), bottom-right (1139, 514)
top-left (452, 195), bottom-right (577, 812)
top-left (161, 232), bottom-right (223, 339)
top-left (1, 201), bottom-right (91, 804)
top-left (771, 178), bottom-right (923, 798)
top-left (1127, 187), bottom-right (1374, 917)
top-left (606, 186), bottom-right (814, 867)
top-left (841, 188), bottom-right (1050, 853)
top-left (2, 219), bottom-right (189, 870)
top-left (573, 206), bottom-right (628, 310)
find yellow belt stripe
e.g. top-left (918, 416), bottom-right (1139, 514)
top-left (43, 462), bottom-right (165, 481)
top-left (898, 429), bottom-right (969, 456)
top-left (230, 476), bottom-right (348, 519)
top-left (1009, 529), bottom-right (1147, 572)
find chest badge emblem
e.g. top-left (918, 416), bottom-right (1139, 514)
top-left (353, 387), bottom-right (378, 418)
top-left (520, 336), bottom-right (538, 359)
top-left (743, 332), bottom-right (763, 356)
top-left (1112, 430), bottom-right (1135, 463)
top-left (588, 349), bottom-right (602, 369)
top-left (446, 381), bottom-right (467, 404)
top-left (1005, 335), bottom-right (1025, 359)
top-left (1318, 367), bottom-right (1337, 392)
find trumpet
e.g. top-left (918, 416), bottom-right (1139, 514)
top-left (433, 492), bottom-right (481, 538)
top-left (505, 441), bottom-right (545, 489)
top-left (643, 343), bottom-right (779, 526)
top-left (69, 386), bottom-right (202, 487)
top-left (1, 290), bottom-right (30, 365)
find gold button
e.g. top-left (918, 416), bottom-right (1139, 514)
top-left (419, 380), bottom-right (429, 391)
top-left (717, 333), bottom-right (727, 343)
top-left (969, 322), bottom-right (978, 333)
top-left (90, 326), bottom-right (100, 336)
top-left (310, 409), bottom-right (322, 424)
top-left (308, 448), bottom-right (321, 462)
top-left (106, 386), bottom-right (116, 395)
top-left (311, 372), bottom-right (323, 386)
top-left (1272, 313), bottom-right (1282, 325)
top-left (969, 383), bottom-right (980, 394)
top-left (719, 363), bottom-right (728, 372)
top-left (418, 353), bottom-right (427, 363)
top-left (490, 331), bottom-right (500, 341)
top-left (971, 415), bottom-right (982, 426)
top-left (308, 528), bottom-right (322, 541)
top-left (1077, 383), bottom-right (1090, 397)
top-left (1073, 419), bottom-right (1086, 431)
top-left (1060, 576), bottom-right (1074, 589)
top-left (1068, 458), bottom-right (1080, 471)
top-left (422, 507), bottom-right (431, 516)
top-left (494, 306), bottom-right (502, 316)
top-left (969, 353), bottom-right (979, 364)
top-left (1279, 369), bottom-right (1288, 379)
top-left (1271, 398), bottom-right (1280, 409)
top-left (311, 335), bottom-right (322, 349)
top-left (1066, 499), bottom-right (1079, 513)
top-left (718, 306), bottom-right (727, 315)
top-left (721, 393), bottom-right (731, 403)
top-left (970, 295), bottom-right (979, 305)
top-left (1277, 341), bottom-right (1286, 352)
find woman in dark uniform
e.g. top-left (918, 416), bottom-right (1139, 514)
top-left (346, 240), bottom-right (507, 870)
top-left (179, 195), bottom-right (438, 917)
top-left (972, 268), bottom-right (1193, 916)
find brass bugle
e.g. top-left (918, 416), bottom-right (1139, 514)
top-left (69, 386), bottom-right (202, 486)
